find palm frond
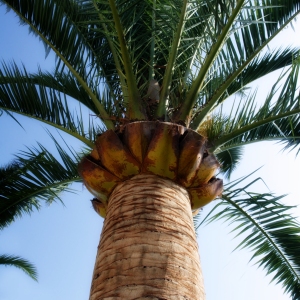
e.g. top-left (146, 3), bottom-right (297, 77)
top-left (176, 0), bottom-right (245, 122)
top-left (216, 146), bottom-right (244, 179)
top-left (0, 140), bottom-right (81, 229)
top-left (0, 254), bottom-right (37, 281)
top-left (1, 0), bottom-right (114, 127)
top-left (157, 0), bottom-right (189, 117)
top-left (191, 47), bottom-right (300, 128)
top-left (107, 0), bottom-right (145, 119)
top-left (210, 59), bottom-right (300, 153)
top-left (203, 177), bottom-right (300, 299)
top-left (0, 62), bottom-right (101, 146)
top-left (226, 48), bottom-right (300, 103)
top-left (175, 0), bottom-right (300, 124)
top-left (2, 0), bottom-right (300, 125)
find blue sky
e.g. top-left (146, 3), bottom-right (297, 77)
top-left (0, 4), bottom-right (300, 300)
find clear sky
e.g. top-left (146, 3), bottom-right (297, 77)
top-left (0, 4), bottom-right (300, 300)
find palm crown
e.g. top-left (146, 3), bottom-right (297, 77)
top-left (1, 0), bottom-right (300, 298)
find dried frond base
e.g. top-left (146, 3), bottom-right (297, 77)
top-left (79, 121), bottom-right (223, 217)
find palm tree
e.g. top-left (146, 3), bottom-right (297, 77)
top-left (1, 0), bottom-right (300, 298)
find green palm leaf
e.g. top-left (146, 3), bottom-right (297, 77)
top-left (2, 0), bottom-right (114, 127)
top-left (176, 1), bottom-right (300, 123)
top-left (210, 60), bottom-right (300, 153)
top-left (0, 62), bottom-right (101, 146)
top-left (216, 146), bottom-right (244, 179)
top-left (202, 177), bottom-right (300, 300)
top-left (2, 0), bottom-right (300, 125)
top-left (191, 47), bottom-right (300, 127)
top-left (0, 254), bottom-right (38, 281)
top-left (0, 140), bottom-right (81, 229)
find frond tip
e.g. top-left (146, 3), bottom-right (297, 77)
top-left (0, 254), bottom-right (38, 281)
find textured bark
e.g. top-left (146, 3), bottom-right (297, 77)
top-left (89, 174), bottom-right (205, 300)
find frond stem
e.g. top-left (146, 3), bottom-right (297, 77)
top-left (192, 12), bottom-right (300, 129)
top-left (157, 0), bottom-right (189, 118)
top-left (211, 107), bottom-right (300, 152)
top-left (175, 0), bottom-right (245, 122)
top-left (4, 2), bottom-right (114, 129)
top-left (92, 0), bottom-right (128, 103)
top-left (108, 0), bottom-right (145, 119)
top-left (222, 195), bottom-right (300, 281)
top-left (1, 108), bottom-right (94, 147)
top-left (149, 0), bottom-right (156, 81)
top-left (216, 136), bottom-right (300, 154)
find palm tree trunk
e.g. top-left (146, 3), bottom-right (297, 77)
top-left (89, 174), bottom-right (205, 300)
